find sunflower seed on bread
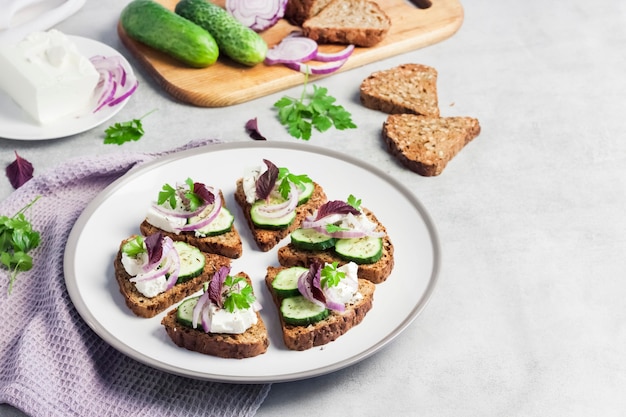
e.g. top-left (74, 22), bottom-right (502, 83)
top-left (302, 0), bottom-right (391, 47)
top-left (383, 114), bottom-right (481, 176)
top-left (360, 63), bottom-right (440, 116)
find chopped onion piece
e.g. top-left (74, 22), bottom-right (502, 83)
top-left (284, 58), bottom-right (348, 75)
top-left (90, 54), bottom-right (138, 113)
top-left (314, 44), bottom-right (355, 62)
top-left (226, 0), bottom-right (288, 32)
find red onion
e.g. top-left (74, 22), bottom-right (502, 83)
top-left (226, 0), bottom-right (288, 32)
top-left (176, 197), bottom-right (223, 232)
top-left (314, 44), bottom-right (355, 62)
top-left (90, 54), bottom-right (138, 113)
top-left (192, 291), bottom-right (210, 330)
top-left (255, 186), bottom-right (298, 218)
top-left (284, 59), bottom-right (348, 75)
top-left (265, 35), bottom-right (319, 65)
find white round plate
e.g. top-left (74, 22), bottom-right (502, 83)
top-left (64, 142), bottom-right (441, 383)
top-left (0, 35), bottom-right (134, 140)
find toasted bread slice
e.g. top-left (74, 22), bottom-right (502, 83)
top-left (140, 192), bottom-right (243, 259)
top-left (276, 208), bottom-right (394, 284)
top-left (114, 236), bottom-right (232, 318)
top-left (285, 0), bottom-right (334, 26)
top-left (302, 0), bottom-right (391, 47)
top-left (234, 179), bottom-right (327, 252)
top-left (161, 272), bottom-right (269, 359)
top-left (360, 63), bottom-right (440, 116)
top-left (265, 266), bottom-right (375, 351)
top-left (383, 114), bottom-right (481, 176)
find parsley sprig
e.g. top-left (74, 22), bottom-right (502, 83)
top-left (321, 262), bottom-right (345, 289)
top-left (277, 167), bottom-right (313, 200)
top-left (157, 178), bottom-right (205, 211)
top-left (222, 276), bottom-right (256, 313)
top-left (104, 109), bottom-right (157, 145)
top-left (274, 74), bottom-right (356, 140)
top-left (1, 196), bottom-right (41, 294)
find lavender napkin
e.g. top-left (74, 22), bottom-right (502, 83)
top-left (0, 139), bottom-right (271, 417)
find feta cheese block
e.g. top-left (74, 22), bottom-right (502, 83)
top-left (0, 29), bottom-right (100, 124)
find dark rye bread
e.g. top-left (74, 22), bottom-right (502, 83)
top-left (161, 273), bottom-right (269, 359)
top-left (234, 179), bottom-right (327, 252)
top-left (285, 0), bottom-right (333, 26)
top-left (265, 266), bottom-right (375, 351)
top-left (140, 192), bottom-right (243, 259)
top-left (276, 208), bottom-right (394, 284)
top-left (383, 114), bottom-right (481, 176)
top-left (302, 0), bottom-right (391, 47)
top-left (360, 63), bottom-right (440, 116)
top-left (114, 236), bottom-right (232, 318)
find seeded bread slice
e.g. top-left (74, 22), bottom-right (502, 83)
top-left (114, 236), bottom-right (232, 318)
top-left (285, 0), bottom-right (334, 26)
top-left (302, 0), bottom-right (391, 47)
top-left (265, 266), bottom-right (375, 351)
top-left (140, 192), bottom-right (243, 259)
top-left (234, 179), bottom-right (327, 252)
top-left (276, 208), bottom-right (394, 284)
top-left (161, 272), bottom-right (269, 359)
top-left (383, 114), bottom-right (481, 176)
top-left (360, 63), bottom-right (440, 116)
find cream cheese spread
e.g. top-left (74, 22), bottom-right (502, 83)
top-left (0, 29), bottom-right (99, 124)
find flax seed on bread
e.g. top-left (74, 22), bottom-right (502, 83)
top-left (276, 208), bottom-right (394, 284)
top-left (113, 236), bottom-right (232, 318)
top-left (265, 266), bottom-right (375, 351)
top-left (161, 272), bottom-right (269, 359)
top-left (383, 114), bottom-right (481, 176)
top-left (234, 179), bottom-right (327, 252)
top-left (140, 192), bottom-right (243, 259)
top-left (302, 0), bottom-right (391, 47)
top-left (360, 63), bottom-right (440, 116)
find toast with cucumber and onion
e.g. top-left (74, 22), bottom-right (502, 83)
top-left (140, 177), bottom-right (243, 259)
top-left (161, 266), bottom-right (269, 359)
top-left (265, 262), bottom-right (375, 351)
top-left (234, 159), bottom-right (327, 252)
top-left (277, 195), bottom-right (394, 284)
top-left (114, 233), bottom-right (231, 318)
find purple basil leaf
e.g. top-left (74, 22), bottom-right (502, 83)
top-left (256, 159), bottom-right (279, 200)
top-left (209, 266), bottom-right (230, 308)
top-left (6, 151), bottom-right (34, 189)
top-left (245, 118), bottom-right (267, 141)
top-left (144, 233), bottom-right (163, 266)
top-left (308, 262), bottom-right (326, 303)
top-left (194, 182), bottom-right (215, 205)
top-left (315, 200), bottom-right (360, 220)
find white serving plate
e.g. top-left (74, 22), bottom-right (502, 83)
top-left (64, 142), bottom-right (440, 383)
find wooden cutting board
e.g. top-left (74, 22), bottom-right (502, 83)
top-left (117, 0), bottom-right (464, 107)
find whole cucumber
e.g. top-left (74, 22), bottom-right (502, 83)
top-left (175, 0), bottom-right (268, 66)
top-left (120, 0), bottom-right (219, 68)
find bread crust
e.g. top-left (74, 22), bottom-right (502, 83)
top-left (276, 208), bottom-right (394, 284)
top-left (360, 63), bottom-right (440, 116)
top-left (140, 191), bottom-right (243, 259)
top-left (383, 114), bottom-right (481, 176)
top-left (161, 273), bottom-right (269, 359)
top-left (234, 179), bottom-right (327, 252)
top-left (285, 0), bottom-right (334, 26)
top-left (114, 236), bottom-right (232, 318)
top-left (302, 0), bottom-right (391, 47)
top-left (265, 266), bottom-right (375, 351)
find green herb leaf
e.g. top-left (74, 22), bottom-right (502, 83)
top-left (0, 196), bottom-right (41, 294)
top-left (276, 168), bottom-right (313, 199)
top-left (222, 276), bottom-right (256, 313)
top-left (347, 194), bottom-right (362, 210)
top-left (122, 236), bottom-right (145, 257)
top-left (321, 262), bottom-right (345, 288)
top-left (274, 76), bottom-right (356, 140)
top-left (103, 109), bottom-right (157, 145)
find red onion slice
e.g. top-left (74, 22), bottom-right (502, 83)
top-left (226, 0), bottom-right (288, 32)
top-left (90, 54), bottom-right (138, 113)
top-left (314, 44), bottom-right (355, 62)
top-left (192, 291), bottom-right (210, 330)
top-left (265, 35), bottom-right (319, 65)
top-left (176, 196), bottom-right (223, 232)
top-left (284, 58), bottom-right (348, 75)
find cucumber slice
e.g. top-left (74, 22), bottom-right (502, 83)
top-left (174, 241), bottom-right (206, 282)
top-left (176, 295), bottom-right (199, 328)
top-left (290, 228), bottom-right (336, 251)
top-left (272, 266), bottom-right (309, 298)
top-left (250, 200), bottom-right (296, 229)
top-left (280, 295), bottom-right (329, 326)
top-left (334, 236), bottom-right (383, 264)
top-left (190, 207), bottom-right (234, 236)
top-left (296, 181), bottom-right (315, 204)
